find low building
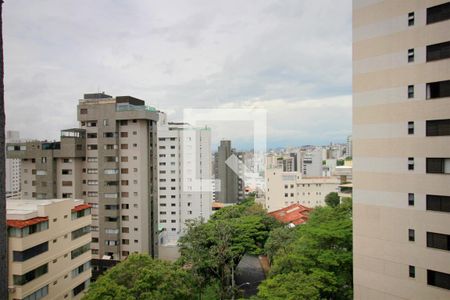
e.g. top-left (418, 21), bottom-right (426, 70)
top-left (265, 169), bottom-right (340, 211)
top-left (269, 204), bottom-right (312, 227)
top-left (7, 199), bottom-right (92, 300)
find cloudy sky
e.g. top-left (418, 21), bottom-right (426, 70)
top-left (4, 0), bottom-right (352, 150)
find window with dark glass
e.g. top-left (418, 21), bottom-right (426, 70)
top-left (13, 242), bottom-right (48, 262)
top-left (426, 119), bottom-right (450, 136)
top-left (428, 269), bottom-right (450, 290)
top-left (13, 263), bottom-right (48, 285)
top-left (427, 41), bottom-right (450, 62)
top-left (408, 48), bottom-right (414, 62)
top-left (426, 194), bottom-right (450, 212)
top-left (426, 158), bottom-right (450, 174)
top-left (427, 232), bottom-right (450, 251)
top-left (427, 80), bottom-right (450, 99)
top-left (426, 2), bottom-right (450, 24)
top-left (409, 265), bottom-right (415, 278)
top-left (408, 157), bottom-right (414, 170)
top-left (408, 121), bottom-right (414, 135)
top-left (408, 12), bottom-right (415, 26)
top-left (408, 229), bottom-right (415, 241)
top-left (408, 193), bottom-right (415, 206)
top-left (408, 85), bottom-right (414, 98)
top-left (71, 225), bottom-right (91, 240)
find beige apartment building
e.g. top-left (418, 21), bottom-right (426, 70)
top-left (265, 168), bottom-right (340, 211)
top-left (353, 1), bottom-right (450, 299)
top-left (7, 199), bottom-right (92, 300)
top-left (7, 93), bottom-right (160, 279)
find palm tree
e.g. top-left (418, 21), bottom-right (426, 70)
top-left (0, 0), bottom-right (7, 298)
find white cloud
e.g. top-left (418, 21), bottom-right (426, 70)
top-left (4, 0), bottom-right (351, 147)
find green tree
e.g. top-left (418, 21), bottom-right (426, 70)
top-left (325, 191), bottom-right (340, 207)
top-left (83, 254), bottom-right (195, 300)
top-left (264, 226), bottom-right (296, 262)
top-left (178, 201), bottom-right (280, 299)
top-left (259, 201), bottom-right (353, 300)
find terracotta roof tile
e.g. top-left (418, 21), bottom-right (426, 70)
top-left (7, 217), bottom-right (49, 229)
top-left (71, 204), bottom-right (92, 212)
top-left (269, 204), bottom-right (312, 226)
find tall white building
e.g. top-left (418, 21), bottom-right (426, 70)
top-left (157, 113), bottom-right (213, 247)
top-left (6, 130), bottom-right (21, 198)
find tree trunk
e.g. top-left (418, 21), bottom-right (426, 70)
top-left (0, 0), bottom-right (7, 298)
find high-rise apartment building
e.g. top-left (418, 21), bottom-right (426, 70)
top-left (214, 140), bottom-right (245, 203)
top-left (353, 1), bottom-right (450, 298)
top-left (6, 131), bottom-right (22, 199)
top-left (7, 92), bottom-right (160, 278)
top-left (7, 199), bottom-right (92, 300)
top-left (156, 113), bottom-right (212, 248)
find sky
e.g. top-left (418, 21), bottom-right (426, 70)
top-left (4, 0), bottom-right (352, 150)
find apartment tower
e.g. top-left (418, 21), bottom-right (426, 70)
top-left (7, 93), bottom-right (160, 278)
top-left (156, 113), bottom-right (212, 251)
top-left (214, 140), bottom-right (245, 204)
top-left (353, 1), bottom-right (450, 299)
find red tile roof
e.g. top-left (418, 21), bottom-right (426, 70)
top-left (71, 204), bottom-right (92, 212)
top-left (7, 217), bottom-right (49, 229)
top-left (269, 204), bottom-right (312, 226)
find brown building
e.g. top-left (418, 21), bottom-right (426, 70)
top-left (7, 93), bottom-right (160, 279)
top-left (353, 1), bottom-right (450, 298)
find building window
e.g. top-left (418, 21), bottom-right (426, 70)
top-left (409, 265), bottom-right (415, 278)
top-left (408, 121), bottom-right (414, 135)
top-left (72, 279), bottom-right (90, 297)
top-left (408, 48), bottom-right (414, 62)
top-left (426, 2), bottom-right (450, 24)
top-left (426, 119), bottom-right (450, 136)
top-left (13, 242), bottom-right (48, 262)
top-left (427, 269), bottom-right (450, 290)
top-left (427, 80), bottom-right (450, 99)
top-left (13, 263), bottom-right (48, 285)
top-left (408, 85), bottom-right (414, 98)
top-left (408, 12), bottom-right (415, 26)
top-left (426, 194), bottom-right (450, 212)
top-left (71, 225), bottom-right (91, 240)
top-left (120, 132), bottom-right (128, 138)
top-left (427, 232), bottom-right (450, 251)
top-left (408, 193), bottom-right (415, 206)
top-left (427, 41), bottom-right (450, 62)
top-left (23, 285), bottom-right (48, 300)
top-left (408, 157), bottom-right (414, 170)
top-left (408, 229), bottom-right (415, 241)
top-left (426, 158), bottom-right (450, 174)
top-left (121, 144), bottom-right (128, 150)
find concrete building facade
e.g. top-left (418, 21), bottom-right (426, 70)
top-left (214, 140), bottom-right (245, 203)
top-left (156, 113), bottom-right (213, 248)
top-left (6, 131), bottom-right (21, 199)
top-left (7, 199), bottom-right (92, 300)
top-left (353, 1), bottom-right (450, 298)
top-left (265, 168), bottom-right (340, 211)
top-left (7, 92), bottom-right (160, 278)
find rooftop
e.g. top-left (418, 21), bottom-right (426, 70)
top-left (269, 204), bottom-right (312, 226)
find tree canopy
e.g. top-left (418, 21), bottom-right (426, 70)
top-left (256, 198), bottom-right (353, 300)
top-left (325, 191), bottom-right (340, 207)
top-left (82, 254), bottom-right (195, 300)
top-left (178, 200), bottom-right (281, 299)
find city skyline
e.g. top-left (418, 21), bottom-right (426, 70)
top-left (4, 0), bottom-right (351, 148)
